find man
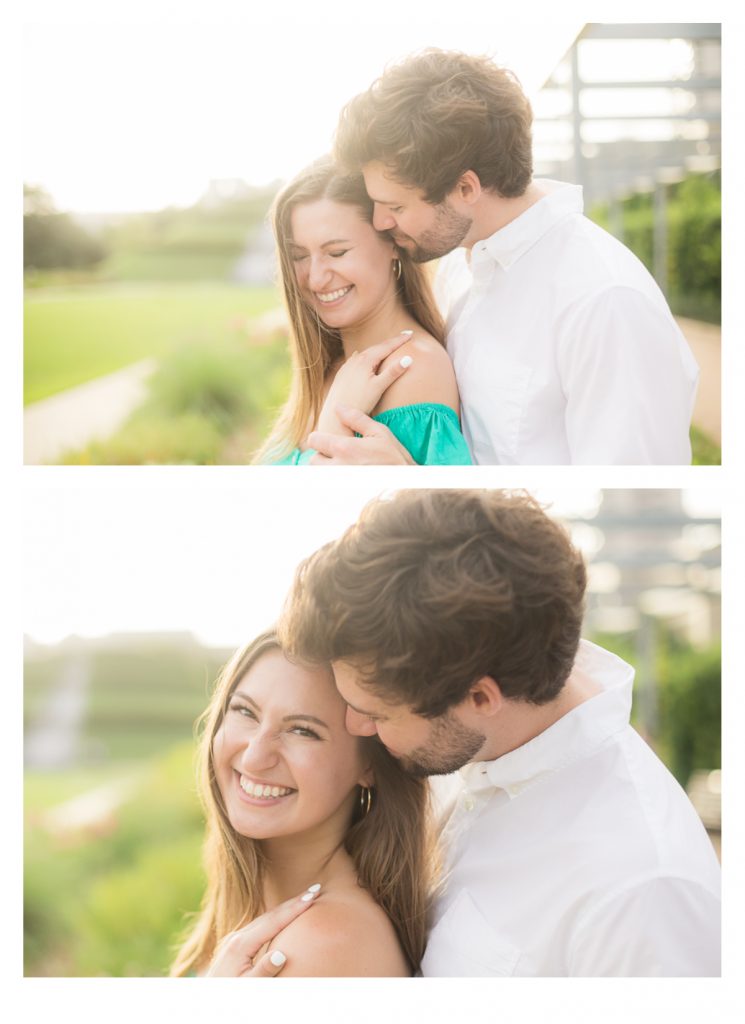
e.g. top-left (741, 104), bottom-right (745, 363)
top-left (307, 50), bottom-right (699, 465)
top-left (279, 489), bottom-right (721, 976)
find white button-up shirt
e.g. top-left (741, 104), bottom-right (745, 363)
top-left (421, 640), bottom-right (721, 976)
top-left (435, 180), bottom-right (699, 464)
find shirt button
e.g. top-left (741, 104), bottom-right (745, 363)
top-left (464, 796), bottom-right (475, 811)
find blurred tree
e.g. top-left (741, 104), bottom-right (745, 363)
top-left (667, 173), bottom-right (721, 318)
top-left (590, 629), bottom-right (720, 789)
top-left (656, 640), bottom-right (721, 788)
top-left (24, 185), bottom-right (108, 271)
top-left (588, 171), bottom-right (721, 323)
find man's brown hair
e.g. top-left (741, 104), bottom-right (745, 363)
top-left (280, 490), bottom-right (587, 717)
top-left (334, 49), bottom-right (533, 203)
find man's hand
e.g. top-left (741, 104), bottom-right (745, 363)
top-left (308, 407), bottom-right (415, 465)
top-left (205, 885), bottom-right (321, 976)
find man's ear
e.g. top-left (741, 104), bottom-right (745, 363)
top-left (465, 675), bottom-right (503, 717)
top-left (455, 170), bottom-right (483, 206)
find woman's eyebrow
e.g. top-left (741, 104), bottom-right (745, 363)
top-left (232, 691), bottom-right (259, 708)
top-left (283, 713), bottom-right (329, 729)
top-left (231, 692), bottom-right (328, 729)
top-left (289, 238), bottom-right (352, 250)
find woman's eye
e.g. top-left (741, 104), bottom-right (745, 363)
top-left (229, 703), bottom-right (257, 720)
top-left (329, 250), bottom-right (348, 259)
top-left (291, 726), bottom-right (321, 740)
top-left (291, 254), bottom-right (308, 263)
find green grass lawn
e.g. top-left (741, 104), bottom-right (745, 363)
top-left (24, 283), bottom-right (280, 404)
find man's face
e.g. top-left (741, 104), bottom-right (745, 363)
top-left (362, 161), bottom-right (472, 263)
top-left (332, 660), bottom-right (486, 777)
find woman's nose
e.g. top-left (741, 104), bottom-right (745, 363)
top-left (308, 256), bottom-right (332, 291)
top-left (236, 728), bottom-right (280, 771)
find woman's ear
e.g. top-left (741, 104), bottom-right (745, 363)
top-left (466, 675), bottom-right (503, 718)
top-left (358, 766), bottom-right (375, 789)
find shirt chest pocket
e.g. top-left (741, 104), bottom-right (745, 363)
top-left (420, 888), bottom-right (522, 977)
top-left (459, 358), bottom-right (533, 464)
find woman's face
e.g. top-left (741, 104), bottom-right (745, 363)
top-left (213, 648), bottom-right (370, 843)
top-left (289, 198), bottom-right (396, 330)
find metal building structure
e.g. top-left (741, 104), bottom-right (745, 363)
top-left (534, 23), bottom-right (721, 204)
top-left (533, 24), bottom-right (721, 294)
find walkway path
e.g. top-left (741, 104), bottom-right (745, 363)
top-left (678, 317), bottom-right (721, 445)
top-left (24, 358), bottom-right (156, 464)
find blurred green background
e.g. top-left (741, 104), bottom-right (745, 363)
top-left (24, 183), bottom-right (292, 465)
top-left (24, 635), bottom-right (229, 977)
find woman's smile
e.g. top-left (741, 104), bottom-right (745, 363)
top-left (315, 285), bottom-right (354, 306)
top-left (234, 769), bottom-right (297, 805)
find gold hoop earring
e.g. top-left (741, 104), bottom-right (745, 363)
top-left (393, 258), bottom-right (402, 281)
top-left (359, 786), bottom-right (372, 816)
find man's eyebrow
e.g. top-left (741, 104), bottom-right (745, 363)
top-left (231, 691), bottom-right (329, 729)
top-left (369, 196), bottom-right (401, 207)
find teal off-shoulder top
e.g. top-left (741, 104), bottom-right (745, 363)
top-left (269, 402), bottom-right (472, 466)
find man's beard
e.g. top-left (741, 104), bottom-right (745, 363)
top-left (395, 200), bottom-right (472, 263)
top-left (395, 710), bottom-right (486, 778)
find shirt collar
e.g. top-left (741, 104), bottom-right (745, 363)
top-left (469, 179), bottom-right (583, 272)
top-left (458, 640), bottom-right (634, 798)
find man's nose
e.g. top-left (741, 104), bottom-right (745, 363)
top-left (372, 205), bottom-right (396, 231)
top-left (345, 706), bottom-right (378, 737)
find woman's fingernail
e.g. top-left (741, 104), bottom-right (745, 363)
top-left (270, 950), bottom-right (287, 967)
top-left (306, 883), bottom-right (322, 893)
top-left (400, 355), bottom-right (413, 368)
top-left (400, 329), bottom-right (413, 336)
top-left (301, 890), bottom-right (317, 902)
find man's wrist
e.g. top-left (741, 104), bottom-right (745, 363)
top-left (315, 412), bottom-right (354, 437)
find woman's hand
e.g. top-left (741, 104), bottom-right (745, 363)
top-left (205, 885), bottom-right (321, 977)
top-left (315, 331), bottom-right (415, 437)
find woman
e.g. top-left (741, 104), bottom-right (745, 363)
top-left (171, 631), bottom-right (436, 976)
top-left (254, 156), bottom-right (472, 465)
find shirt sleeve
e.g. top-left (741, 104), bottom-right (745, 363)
top-left (557, 285), bottom-right (699, 464)
top-left (568, 876), bottom-right (721, 976)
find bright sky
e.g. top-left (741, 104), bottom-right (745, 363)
top-left (23, 0), bottom-right (582, 212)
top-left (22, 476), bottom-right (720, 648)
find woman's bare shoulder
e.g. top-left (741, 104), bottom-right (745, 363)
top-left (374, 331), bottom-right (459, 416)
top-left (271, 890), bottom-right (411, 977)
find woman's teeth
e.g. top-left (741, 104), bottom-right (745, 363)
top-left (239, 776), bottom-right (294, 799)
top-left (316, 286), bottom-right (352, 303)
